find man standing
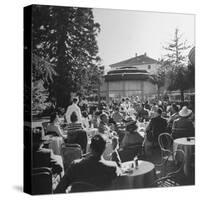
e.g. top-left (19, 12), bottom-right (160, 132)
top-left (65, 97), bottom-right (82, 124)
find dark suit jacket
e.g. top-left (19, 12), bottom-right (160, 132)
top-left (146, 116), bottom-right (167, 142)
top-left (33, 148), bottom-right (63, 174)
top-left (172, 117), bottom-right (194, 139)
top-left (55, 155), bottom-right (118, 193)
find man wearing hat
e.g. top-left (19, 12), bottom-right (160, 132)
top-left (172, 106), bottom-right (194, 139)
top-left (121, 118), bottom-right (144, 148)
top-left (32, 128), bottom-right (63, 175)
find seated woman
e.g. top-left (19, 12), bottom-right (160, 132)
top-left (112, 107), bottom-right (124, 124)
top-left (46, 112), bottom-right (67, 139)
top-left (81, 111), bottom-right (90, 130)
top-left (91, 110), bottom-right (101, 128)
top-left (121, 120), bottom-right (144, 148)
top-left (98, 113), bottom-right (110, 134)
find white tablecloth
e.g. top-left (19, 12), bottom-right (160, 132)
top-left (111, 160), bottom-right (156, 189)
top-left (173, 137), bottom-right (195, 177)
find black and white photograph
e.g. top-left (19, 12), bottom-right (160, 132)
top-left (24, 4), bottom-right (195, 195)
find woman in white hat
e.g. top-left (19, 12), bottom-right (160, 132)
top-left (172, 106), bottom-right (194, 139)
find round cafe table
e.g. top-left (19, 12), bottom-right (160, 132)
top-left (173, 137), bottom-right (195, 177)
top-left (110, 160), bottom-right (156, 189)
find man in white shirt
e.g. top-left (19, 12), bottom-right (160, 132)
top-left (65, 97), bottom-right (82, 124)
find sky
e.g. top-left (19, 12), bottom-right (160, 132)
top-left (93, 8), bottom-right (195, 69)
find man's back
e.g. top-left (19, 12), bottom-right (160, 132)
top-left (55, 155), bottom-right (118, 193)
top-left (68, 156), bottom-right (117, 187)
top-left (148, 116), bottom-right (167, 140)
top-left (172, 117), bottom-right (194, 139)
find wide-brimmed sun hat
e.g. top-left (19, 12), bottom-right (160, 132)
top-left (179, 106), bottom-right (192, 117)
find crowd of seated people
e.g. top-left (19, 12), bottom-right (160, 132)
top-left (32, 95), bottom-right (195, 194)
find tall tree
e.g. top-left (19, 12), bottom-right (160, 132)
top-left (163, 28), bottom-right (191, 102)
top-left (32, 5), bottom-right (100, 109)
top-left (163, 28), bottom-right (190, 66)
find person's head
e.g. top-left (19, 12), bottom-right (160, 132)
top-left (82, 111), bottom-right (88, 118)
top-left (72, 97), bottom-right (78, 104)
top-left (126, 120), bottom-right (138, 133)
top-left (90, 134), bottom-right (106, 156)
top-left (122, 98), bottom-right (125, 102)
top-left (172, 104), bottom-right (179, 113)
top-left (157, 108), bottom-right (163, 116)
top-left (70, 111), bottom-right (78, 123)
top-left (114, 107), bottom-right (119, 112)
top-left (125, 97), bottom-right (129, 103)
top-left (100, 113), bottom-right (109, 124)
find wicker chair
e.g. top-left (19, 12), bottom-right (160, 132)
top-left (152, 149), bottom-right (185, 187)
top-left (60, 143), bottom-right (82, 173)
top-left (156, 133), bottom-right (174, 176)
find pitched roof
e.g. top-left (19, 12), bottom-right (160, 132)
top-left (110, 54), bottom-right (158, 68)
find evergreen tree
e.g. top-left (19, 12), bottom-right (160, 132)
top-left (32, 5), bottom-right (101, 109)
top-left (163, 28), bottom-right (191, 102)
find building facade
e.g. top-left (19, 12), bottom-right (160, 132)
top-left (100, 53), bottom-right (160, 103)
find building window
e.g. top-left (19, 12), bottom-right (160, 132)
top-left (148, 65), bottom-right (151, 69)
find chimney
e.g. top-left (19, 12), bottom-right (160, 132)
top-left (144, 52), bottom-right (147, 56)
top-left (135, 53), bottom-right (137, 57)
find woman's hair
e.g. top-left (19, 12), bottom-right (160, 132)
top-left (82, 111), bottom-right (88, 118)
top-left (72, 97), bottom-right (78, 104)
top-left (70, 111), bottom-right (78, 123)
